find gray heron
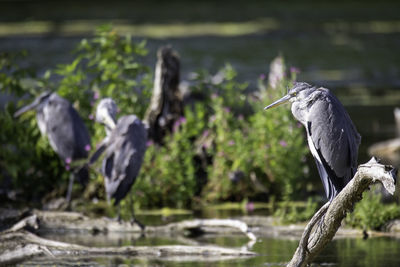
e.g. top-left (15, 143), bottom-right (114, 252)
top-left (90, 98), bottom-right (147, 228)
top-left (14, 91), bottom-right (91, 203)
top-left (264, 82), bottom-right (361, 201)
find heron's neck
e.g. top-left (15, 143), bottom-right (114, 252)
top-left (291, 102), bottom-right (308, 126)
top-left (291, 90), bottom-right (321, 125)
top-left (104, 115), bottom-right (117, 136)
top-left (105, 127), bottom-right (113, 137)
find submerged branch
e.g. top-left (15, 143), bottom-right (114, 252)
top-left (287, 157), bottom-right (397, 267)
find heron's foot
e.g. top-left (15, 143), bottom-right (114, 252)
top-left (104, 215), bottom-right (123, 224)
top-left (363, 230), bottom-right (369, 240)
top-left (65, 202), bottom-right (72, 212)
top-left (130, 217), bottom-right (145, 231)
top-left (117, 214), bottom-right (123, 224)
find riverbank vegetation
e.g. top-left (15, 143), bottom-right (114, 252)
top-left (1, 26), bottom-right (399, 229)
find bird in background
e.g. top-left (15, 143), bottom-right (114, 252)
top-left (90, 98), bottom-right (147, 229)
top-left (14, 91), bottom-right (91, 204)
top-left (264, 82), bottom-right (361, 201)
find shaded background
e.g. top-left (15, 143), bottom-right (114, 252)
top-left (1, 0), bottom-right (399, 163)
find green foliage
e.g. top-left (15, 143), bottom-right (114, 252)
top-left (133, 107), bottom-right (203, 209)
top-left (54, 24), bottom-right (151, 121)
top-left (0, 52), bottom-right (67, 200)
top-left (0, 26), bottom-right (152, 202)
top-left (1, 26), bottom-right (310, 211)
top-left (200, 63), bottom-right (309, 202)
top-left (274, 198), bottom-right (318, 224)
top-left (345, 190), bottom-right (400, 230)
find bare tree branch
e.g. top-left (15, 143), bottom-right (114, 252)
top-left (287, 157), bottom-right (397, 267)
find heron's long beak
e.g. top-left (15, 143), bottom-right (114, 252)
top-left (103, 113), bottom-right (117, 130)
top-left (264, 94), bottom-right (291, 110)
top-left (14, 98), bottom-right (40, 118)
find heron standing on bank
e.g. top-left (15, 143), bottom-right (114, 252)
top-left (14, 91), bottom-right (91, 203)
top-left (264, 82), bottom-right (361, 201)
top-left (90, 98), bottom-right (147, 228)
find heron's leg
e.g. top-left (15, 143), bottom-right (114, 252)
top-left (116, 204), bottom-right (122, 223)
top-left (65, 173), bottom-right (75, 208)
top-left (302, 202), bottom-right (330, 255)
top-left (129, 193), bottom-right (145, 231)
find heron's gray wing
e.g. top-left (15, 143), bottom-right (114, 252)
top-left (103, 115), bottom-right (147, 205)
top-left (89, 140), bottom-right (107, 165)
top-left (307, 89), bottom-right (360, 200)
top-left (70, 105), bottom-right (91, 159)
top-left (45, 94), bottom-right (90, 161)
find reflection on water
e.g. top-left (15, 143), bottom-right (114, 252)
top-left (35, 230), bottom-right (400, 267)
top-left (34, 207), bottom-right (400, 267)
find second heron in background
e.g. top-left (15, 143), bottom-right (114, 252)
top-left (14, 91), bottom-right (91, 204)
top-left (91, 98), bottom-right (147, 228)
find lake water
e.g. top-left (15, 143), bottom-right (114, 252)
top-left (26, 222), bottom-right (400, 267)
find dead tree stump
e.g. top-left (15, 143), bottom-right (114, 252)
top-left (144, 46), bottom-right (183, 145)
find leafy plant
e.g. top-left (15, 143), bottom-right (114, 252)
top-left (2, 26), bottom-right (310, 212)
top-left (274, 198), bottom-right (318, 224)
top-left (133, 106), bottom-right (205, 209)
top-left (200, 62), bottom-right (309, 203)
top-left (345, 190), bottom-right (400, 230)
top-left (0, 52), bottom-right (67, 201)
top-left (0, 26), bottom-right (152, 202)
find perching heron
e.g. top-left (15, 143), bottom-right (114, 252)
top-left (14, 91), bottom-right (91, 203)
top-left (90, 98), bottom-right (147, 228)
top-left (264, 82), bottom-right (361, 201)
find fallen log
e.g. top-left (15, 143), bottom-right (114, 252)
top-left (13, 210), bottom-right (256, 241)
top-left (0, 230), bottom-right (255, 266)
top-left (0, 209), bottom-right (258, 264)
top-left (287, 157), bottom-right (397, 267)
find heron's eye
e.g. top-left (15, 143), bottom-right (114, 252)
top-left (291, 92), bottom-right (297, 97)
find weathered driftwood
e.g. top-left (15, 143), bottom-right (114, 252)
top-left (0, 211), bottom-right (257, 265)
top-left (144, 46), bottom-right (183, 144)
top-left (15, 210), bottom-right (256, 241)
top-left (0, 230), bottom-right (255, 266)
top-left (287, 157), bottom-right (397, 267)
